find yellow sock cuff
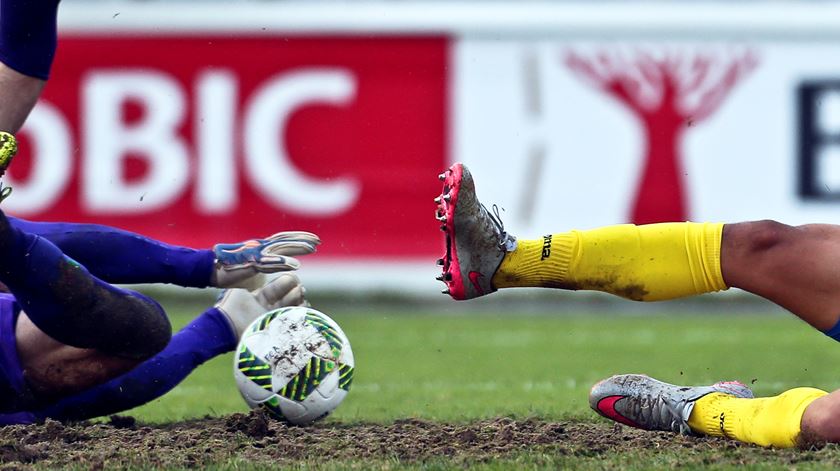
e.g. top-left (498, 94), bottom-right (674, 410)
top-left (684, 222), bottom-right (727, 295)
top-left (493, 233), bottom-right (577, 289)
top-left (687, 392), bottom-right (747, 440)
top-left (492, 222), bottom-right (728, 301)
top-left (688, 388), bottom-right (828, 448)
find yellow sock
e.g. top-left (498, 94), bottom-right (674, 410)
top-left (686, 388), bottom-right (827, 448)
top-left (491, 222), bottom-right (727, 301)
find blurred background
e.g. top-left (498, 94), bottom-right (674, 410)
top-left (12, 1), bottom-right (840, 300)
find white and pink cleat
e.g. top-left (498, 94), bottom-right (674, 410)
top-left (435, 163), bottom-right (517, 300)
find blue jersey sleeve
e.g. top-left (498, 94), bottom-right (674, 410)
top-left (0, 0), bottom-right (60, 80)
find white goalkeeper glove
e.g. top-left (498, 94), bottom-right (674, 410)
top-left (212, 231), bottom-right (320, 289)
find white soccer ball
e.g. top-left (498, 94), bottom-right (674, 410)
top-left (233, 306), bottom-right (354, 425)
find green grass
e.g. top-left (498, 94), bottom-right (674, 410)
top-left (130, 306), bottom-right (840, 424)
top-left (59, 301), bottom-right (840, 469)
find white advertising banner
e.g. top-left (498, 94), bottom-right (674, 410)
top-left (455, 41), bottom-right (840, 237)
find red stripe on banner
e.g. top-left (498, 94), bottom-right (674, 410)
top-left (9, 35), bottom-right (449, 258)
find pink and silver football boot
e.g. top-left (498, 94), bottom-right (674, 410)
top-left (435, 163), bottom-right (517, 300)
top-left (589, 374), bottom-right (754, 435)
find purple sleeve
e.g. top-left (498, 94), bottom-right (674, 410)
top-left (8, 217), bottom-right (215, 288)
top-left (0, 0), bottom-right (61, 80)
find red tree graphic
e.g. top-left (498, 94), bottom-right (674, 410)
top-left (565, 49), bottom-right (757, 224)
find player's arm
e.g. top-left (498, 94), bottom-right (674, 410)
top-left (0, 64), bottom-right (43, 133)
top-left (0, 0), bottom-right (61, 133)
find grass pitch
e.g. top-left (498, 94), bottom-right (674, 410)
top-left (12, 295), bottom-right (840, 470)
top-left (136, 302), bottom-right (840, 424)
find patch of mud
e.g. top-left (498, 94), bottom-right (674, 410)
top-left (0, 413), bottom-right (832, 469)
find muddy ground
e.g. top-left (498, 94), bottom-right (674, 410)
top-left (0, 413), bottom-right (836, 469)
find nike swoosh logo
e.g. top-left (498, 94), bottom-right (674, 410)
top-left (596, 396), bottom-right (641, 428)
top-left (468, 271), bottom-right (485, 295)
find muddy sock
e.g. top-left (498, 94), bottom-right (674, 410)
top-left (8, 217), bottom-right (214, 287)
top-left (0, 212), bottom-right (170, 358)
top-left (687, 388), bottom-right (827, 448)
top-left (492, 222), bottom-right (727, 301)
top-left (34, 308), bottom-right (235, 421)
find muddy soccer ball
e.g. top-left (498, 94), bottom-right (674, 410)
top-left (233, 306), bottom-right (354, 425)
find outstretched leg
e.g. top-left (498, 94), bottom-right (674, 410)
top-left (590, 373), bottom-right (833, 448)
top-left (437, 163), bottom-right (726, 301)
top-left (4, 274), bottom-right (307, 423)
top-left (0, 210), bottom-right (171, 359)
top-left (437, 163), bottom-right (840, 334)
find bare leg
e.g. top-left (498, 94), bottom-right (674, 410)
top-left (0, 64), bottom-right (43, 133)
top-left (15, 313), bottom-right (138, 401)
top-left (11, 275), bottom-right (306, 420)
top-left (28, 306), bottom-right (238, 422)
top-left (721, 221), bottom-right (840, 330)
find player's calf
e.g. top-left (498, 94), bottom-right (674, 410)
top-left (721, 221), bottom-right (840, 332)
top-left (25, 254), bottom-right (171, 359)
top-left (15, 315), bottom-right (148, 402)
top-left (0, 208), bottom-right (171, 359)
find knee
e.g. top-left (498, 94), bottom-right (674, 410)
top-left (727, 220), bottom-right (796, 255)
top-left (139, 302), bottom-right (171, 357)
top-left (124, 295), bottom-right (171, 358)
top-left (95, 293), bottom-right (172, 360)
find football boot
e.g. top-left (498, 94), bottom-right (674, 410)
top-left (435, 163), bottom-right (517, 300)
top-left (589, 373), bottom-right (754, 435)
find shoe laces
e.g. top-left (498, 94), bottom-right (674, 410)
top-left (481, 204), bottom-right (517, 251)
top-left (643, 393), bottom-right (693, 434)
top-left (620, 390), bottom-right (691, 435)
top-left (0, 182), bottom-right (12, 204)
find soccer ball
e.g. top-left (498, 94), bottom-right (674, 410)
top-left (233, 306), bottom-right (354, 425)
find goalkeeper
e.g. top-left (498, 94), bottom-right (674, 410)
top-left (0, 135), bottom-right (318, 423)
top-left (438, 162), bottom-right (840, 448)
top-left (0, 0), bottom-right (321, 424)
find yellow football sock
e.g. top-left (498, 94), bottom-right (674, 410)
top-left (491, 222), bottom-right (727, 301)
top-left (686, 388), bottom-right (827, 448)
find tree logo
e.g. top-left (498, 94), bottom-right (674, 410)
top-left (565, 48), bottom-right (757, 224)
